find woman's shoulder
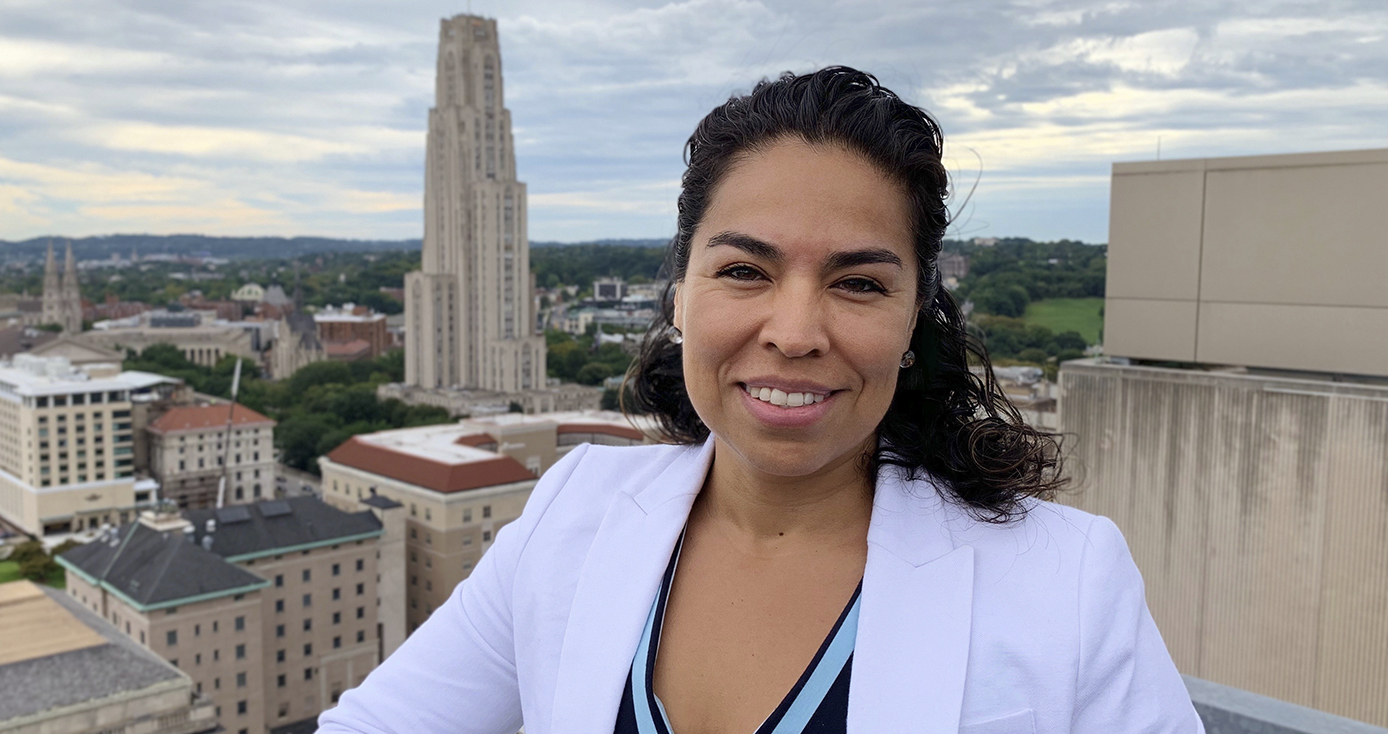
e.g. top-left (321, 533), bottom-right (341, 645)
top-left (518, 441), bottom-right (702, 525)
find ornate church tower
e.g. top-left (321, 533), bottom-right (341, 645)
top-left (40, 240), bottom-right (82, 333)
top-left (404, 14), bottom-right (545, 392)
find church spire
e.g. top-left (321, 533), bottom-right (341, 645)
top-left (60, 241), bottom-right (82, 333)
top-left (41, 239), bottom-right (62, 329)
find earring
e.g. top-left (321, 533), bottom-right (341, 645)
top-left (899, 350), bottom-right (915, 369)
top-left (666, 325), bottom-right (684, 345)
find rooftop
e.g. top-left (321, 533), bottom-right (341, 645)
top-left (58, 521), bottom-right (269, 611)
top-left (184, 495), bottom-right (383, 561)
top-left (0, 582), bottom-right (186, 723)
top-left (324, 423), bottom-right (537, 494)
top-left (147, 402), bottom-right (275, 434)
top-left (0, 354), bottom-right (179, 399)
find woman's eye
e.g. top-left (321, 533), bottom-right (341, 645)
top-left (716, 264), bottom-right (763, 281)
top-left (837, 277), bottom-right (887, 294)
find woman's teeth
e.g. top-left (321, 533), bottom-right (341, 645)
top-left (742, 384), bottom-right (826, 407)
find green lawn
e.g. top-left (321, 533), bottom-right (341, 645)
top-left (1023, 298), bottom-right (1104, 345)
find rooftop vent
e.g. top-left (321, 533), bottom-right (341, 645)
top-left (260, 500), bottom-right (292, 518)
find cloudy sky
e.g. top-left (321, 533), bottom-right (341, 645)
top-left (1, 0), bottom-right (1384, 244)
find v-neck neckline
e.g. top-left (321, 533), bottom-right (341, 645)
top-left (641, 529), bottom-right (864, 734)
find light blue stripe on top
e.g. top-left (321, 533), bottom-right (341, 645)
top-left (768, 593), bottom-right (861, 734)
top-left (632, 596), bottom-right (662, 734)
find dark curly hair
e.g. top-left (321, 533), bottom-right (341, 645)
top-left (624, 66), bottom-right (1068, 523)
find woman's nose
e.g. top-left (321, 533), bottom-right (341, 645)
top-left (761, 283), bottom-right (829, 358)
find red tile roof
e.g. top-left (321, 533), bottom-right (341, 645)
top-left (325, 436), bottom-right (535, 494)
top-left (148, 403), bottom-right (275, 434)
top-left (556, 422), bottom-right (645, 441)
top-left (453, 433), bottom-right (497, 447)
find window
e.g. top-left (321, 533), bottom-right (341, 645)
top-left (235, 615), bottom-right (245, 631)
top-left (302, 569), bottom-right (311, 582)
top-left (303, 619), bottom-right (312, 631)
top-left (304, 643), bottom-right (312, 656)
top-left (237, 700), bottom-right (247, 715)
top-left (237, 671), bottom-right (247, 688)
top-left (357, 630), bottom-right (365, 643)
top-left (276, 599), bottom-right (284, 613)
top-left (171, 658), bottom-right (178, 668)
top-left (305, 668), bottom-right (314, 681)
top-left (332, 563), bottom-right (340, 576)
top-left (213, 621), bottom-right (219, 633)
top-left (410, 528), bottom-right (417, 539)
top-left (277, 649), bottom-right (286, 662)
top-left (482, 505), bottom-right (491, 519)
top-left (278, 674), bottom-right (286, 688)
top-left (333, 611), bottom-right (341, 624)
top-left (194, 624), bottom-right (201, 637)
top-left (356, 558), bottom-right (364, 572)
top-left (483, 530), bottom-right (491, 542)
top-left (332, 588), bottom-right (341, 600)
top-left (463, 509), bottom-right (472, 522)
top-left (166, 630), bottom-right (177, 646)
top-left (426, 581), bottom-right (432, 591)
top-left (195, 653), bottom-right (201, 665)
top-left (356, 606), bottom-right (364, 619)
top-left (410, 503), bottom-right (416, 517)
top-left (409, 551), bottom-right (417, 563)
top-left (333, 635), bottom-right (342, 649)
top-left (276, 624), bottom-right (285, 638)
top-left (279, 703), bottom-right (289, 718)
top-left (410, 575), bottom-right (417, 586)
top-left (356, 583), bottom-right (364, 596)
top-left (275, 574), bottom-right (284, 587)
top-left (303, 593), bottom-right (312, 608)
top-left (236, 643), bottom-right (246, 659)
top-left (214, 650), bottom-right (220, 661)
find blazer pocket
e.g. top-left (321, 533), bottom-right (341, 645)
top-left (958, 708), bottom-right (1035, 734)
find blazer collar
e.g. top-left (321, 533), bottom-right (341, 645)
top-left (547, 439), bottom-right (975, 734)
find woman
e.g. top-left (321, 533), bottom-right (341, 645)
top-left (318, 67), bottom-right (1202, 734)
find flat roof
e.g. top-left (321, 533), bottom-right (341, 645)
top-left (0, 582), bottom-right (106, 667)
top-left (324, 423), bottom-right (536, 494)
top-left (0, 360), bottom-right (180, 399)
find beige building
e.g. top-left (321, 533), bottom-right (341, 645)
top-left (147, 403), bottom-right (277, 509)
top-left (404, 14), bottom-right (546, 394)
top-left (318, 411), bottom-right (651, 636)
top-left (58, 496), bottom-right (401, 734)
top-left (82, 322), bottom-right (258, 368)
top-left (270, 313), bottom-right (325, 380)
top-left (1104, 147), bottom-right (1388, 378)
top-left (0, 354), bottom-right (181, 537)
top-left (0, 580), bottom-right (216, 734)
top-left (1057, 146), bottom-right (1388, 727)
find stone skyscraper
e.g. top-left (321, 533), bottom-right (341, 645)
top-left (405, 14), bottom-right (545, 392)
top-left (41, 240), bottom-right (81, 333)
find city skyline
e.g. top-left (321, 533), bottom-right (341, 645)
top-left (1, 1), bottom-right (1385, 243)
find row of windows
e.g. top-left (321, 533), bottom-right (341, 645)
top-left (165, 616), bottom-right (246, 647)
top-left (273, 607), bottom-right (366, 636)
top-left (274, 584), bottom-right (367, 612)
top-left (272, 558), bottom-right (365, 587)
top-left (32, 392), bottom-right (126, 408)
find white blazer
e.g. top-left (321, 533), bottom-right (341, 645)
top-left (317, 439), bottom-right (1204, 734)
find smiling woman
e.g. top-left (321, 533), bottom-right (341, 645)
top-left (317, 67), bottom-right (1203, 734)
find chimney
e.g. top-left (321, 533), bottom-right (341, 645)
top-left (205, 518), bottom-right (216, 534)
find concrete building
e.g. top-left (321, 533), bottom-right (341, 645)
top-left (270, 313), bottom-right (325, 380)
top-left (1058, 147), bottom-right (1388, 727)
top-left (147, 403), bottom-right (277, 509)
top-left (0, 354), bottom-right (181, 537)
top-left (593, 276), bottom-right (626, 302)
top-left (1103, 148), bottom-right (1388, 376)
top-left (40, 241), bottom-right (82, 334)
top-left (57, 496), bottom-right (400, 734)
top-left (0, 580), bottom-right (216, 734)
top-left (317, 411), bottom-right (651, 636)
top-left (376, 379), bottom-right (603, 417)
top-left (83, 319), bottom-right (258, 368)
top-left (403, 14), bottom-right (546, 394)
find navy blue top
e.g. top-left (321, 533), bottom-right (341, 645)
top-left (614, 532), bottom-right (862, 734)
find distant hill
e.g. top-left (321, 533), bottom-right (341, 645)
top-left (0, 234), bottom-right (673, 262)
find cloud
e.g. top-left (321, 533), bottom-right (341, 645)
top-left (0, 0), bottom-right (1384, 244)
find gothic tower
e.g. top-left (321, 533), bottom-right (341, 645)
top-left (404, 14), bottom-right (545, 392)
top-left (41, 240), bottom-right (82, 333)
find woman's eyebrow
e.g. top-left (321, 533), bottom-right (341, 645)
top-left (707, 231), bottom-right (782, 262)
top-left (706, 230), bottom-right (903, 271)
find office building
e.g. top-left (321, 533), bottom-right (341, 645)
top-left (317, 411), bottom-right (652, 635)
top-left (0, 354), bottom-right (181, 537)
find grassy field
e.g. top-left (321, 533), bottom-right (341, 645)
top-left (1023, 297), bottom-right (1104, 345)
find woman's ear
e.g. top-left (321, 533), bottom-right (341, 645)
top-left (671, 282), bottom-right (684, 332)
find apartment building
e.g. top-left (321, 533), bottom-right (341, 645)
top-left (147, 403), bottom-right (277, 509)
top-left (318, 410), bottom-right (653, 636)
top-left (58, 495), bottom-right (402, 734)
top-left (0, 354), bottom-right (181, 536)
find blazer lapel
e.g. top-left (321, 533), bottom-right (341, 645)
top-left (547, 438), bottom-right (715, 733)
top-left (849, 466), bottom-right (976, 734)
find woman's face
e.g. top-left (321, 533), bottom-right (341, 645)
top-left (673, 137), bottom-right (919, 480)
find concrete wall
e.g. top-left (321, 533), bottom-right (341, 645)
top-left (1104, 148), bottom-right (1388, 378)
top-left (1058, 359), bottom-right (1388, 726)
